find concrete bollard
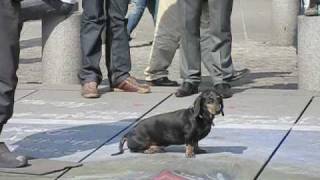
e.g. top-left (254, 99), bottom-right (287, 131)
top-left (298, 16), bottom-right (320, 91)
top-left (42, 12), bottom-right (82, 85)
top-left (272, 0), bottom-right (300, 46)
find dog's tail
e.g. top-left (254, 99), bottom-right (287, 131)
top-left (111, 136), bottom-right (127, 156)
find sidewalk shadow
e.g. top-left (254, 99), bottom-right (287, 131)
top-left (199, 71), bottom-right (297, 94)
top-left (20, 58), bottom-right (41, 64)
top-left (165, 145), bottom-right (247, 155)
top-left (20, 37), bottom-right (42, 49)
top-left (130, 41), bottom-right (153, 48)
top-left (12, 120), bottom-right (133, 159)
top-left (230, 71), bottom-right (298, 89)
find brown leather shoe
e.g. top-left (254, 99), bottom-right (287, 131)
top-left (81, 82), bottom-right (100, 98)
top-left (115, 76), bottom-right (151, 94)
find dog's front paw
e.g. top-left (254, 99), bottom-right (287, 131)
top-left (185, 144), bottom-right (195, 158)
top-left (185, 152), bottom-right (195, 158)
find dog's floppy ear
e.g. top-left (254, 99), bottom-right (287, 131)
top-left (193, 94), bottom-right (203, 117)
top-left (220, 96), bottom-right (225, 116)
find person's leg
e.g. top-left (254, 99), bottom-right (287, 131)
top-left (203, 0), bottom-right (233, 98)
top-left (127, 0), bottom-right (148, 33)
top-left (20, 0), bottom-right (75, 22)
top-left (0, 0), bottom-right (20, 129)
top-left (144, 0), bottom-right (179, 86)
top-left (108, 0), bottom-right (131, 86)
top-left (79, 0), bottom-right (105, 98)
top-left (147, 0), bottom-right (157, 24)
top-left (176, 0), bottom-right (202, 97)
top-left (201, 0), bottom-right (248, 83)
top-left (43, 0), bottom-right (75, 14)
top-left (108, 0), bottom-right (151, 93)
top-left (201, 0), bottom-right (233, 82)
top-left (0, 0), bottom-right (28, 168)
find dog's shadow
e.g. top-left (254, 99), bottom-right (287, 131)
top-left (165, 145), bottom-right (247, 155)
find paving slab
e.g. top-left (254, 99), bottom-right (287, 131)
top-left (299, 97), bottom-right (320, 126)
top-left (236, 88), bottom-right (316, 97)
top-left (62, 127), bottom-right (288, 180)
top-left (231, 0), bottom-right (272, 42)
top-left (145, 90), bottom-right (312, 126)
top-left (81, 91), bottom-right (311, 162)
top-left (259, 97), bottom-right (320, 180)
top-left (1, 121), bottom-right (131, 163)
top-left (61, 91), bottom-right (312, 179)
top-left (12, 89), bottom-right (170, 122)
top-left (15, 90), bottom-right (37, 101)
top-left (258, 129), bottom-right (320, 180)
top-left (1, 90), bottom-right (170, 163)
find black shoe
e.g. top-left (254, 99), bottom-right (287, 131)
top-left (175, 82), bottom-right (199, 97)
top-left (224, 68), bottom-right (250, 82)
top-left (147, 77), bottom-right (179, 87)
top-left (0, 142), bottom-right (28, 168)
top-left (214, 83), bottom-right (233, 99)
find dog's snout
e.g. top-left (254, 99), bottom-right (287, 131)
top-left (206, 103), bottom-right (216, 114)
top-left (206, 103), bottom-right (221, 115)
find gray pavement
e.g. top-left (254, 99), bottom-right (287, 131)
top-left (0, 88), bottom-right (319, 180)
top-left (1, 0), bottom-right (319, 179)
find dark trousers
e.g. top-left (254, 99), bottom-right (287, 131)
top-left (20, 0), bottom-right (74, 22)
top-left (0, 0), bottom-right (21, 125)
top-left (178, 0), bottom-right (233, 85)
top-left (79, 0), bottom-right (131, 86)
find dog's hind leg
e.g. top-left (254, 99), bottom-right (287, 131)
top-left (144, 145), bottom-right (165, 154)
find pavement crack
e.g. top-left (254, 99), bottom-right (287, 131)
top-left (253, 96), bottom-right (314, 180)
top-left (15, 89), bottom-right (39, 102)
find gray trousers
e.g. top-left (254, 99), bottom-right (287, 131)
top-left (0, 0), bottom-right (21, 125)
top-left (79, 0), bottom-right (131, 87)
top-left (199, 0), bottom-right (234, 84)
top-left (145, 0), bottom-right (234, 85)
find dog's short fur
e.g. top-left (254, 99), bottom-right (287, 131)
top-left (112, 90), bottom-right (224, 158)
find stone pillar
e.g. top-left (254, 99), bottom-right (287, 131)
top-left (42, 12), bottom-right (82, 85)
top-left (272, 0), bottom-right (300, 46)
top-left (298, 16), bottom-right (320, 91)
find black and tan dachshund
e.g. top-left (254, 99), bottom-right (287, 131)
top-left (112, 90), bottom-right (224, 158)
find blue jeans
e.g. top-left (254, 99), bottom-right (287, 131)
top-left (79, 0), bottom-right (131, 86)
top-left (127, 0), bottom-right (156, 33)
